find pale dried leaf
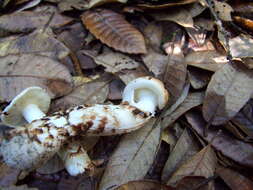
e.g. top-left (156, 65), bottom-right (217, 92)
top-left (0, 54), bottom-right (73, 102)
top-left (162, 92), bottom-right (204, 129)
top-left (137, 0), bottom-right (197, 9)
top-left (0, 30), bottom-right (70, 59)
top-left (185, 51), bottom-right (227, 72)
top-left (162, 129), bottom-right (200, 182)
top-left (99, 119), bottom-right (161, 190)
top-left (85, 51), bottom-right (139, 73)
top-left (151, 8), bottom-right (194, 28)
top-left (51, 76), bottom-right (110, 111)
top-left (203, 62), bottom-right (253, 125)
top-left (167, 145), bottom-right (217, 187)
top-left (213, 0), bottom-right (233, 21)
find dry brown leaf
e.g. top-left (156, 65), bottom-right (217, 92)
top-left (216, 167), bottom-right (253, 190)
top-left (84, 50), bottom-right (140, 73)
top-left (202, 62), bottom-right (253, 125)
top-left (162, 129), bottom-right (200, 182)
top-left (115, 180), bottom-right (174, 190)
top-left (162, 92), bottom-right (204, 129)
top-left (186, 111), bottom-right (253, 168)
top-left (0, 29), bottom-right (70, 59)
top-left (51, 75), bottom-right (110, 112)
top-left (232, 99), bottom-right (253, 138)
top-left (0, 10), bottom-right (72, 37)
top-left (118, 66), bottom-right (148, 84)
top-left (233, 16), bottom-right (253, 33)
top-left (167, 145), bottom-right (217, 188)
top-left (0, 54), bottom-right (73, 103)
top-left (151, 8), bottom-right (194, 28)
top-left (88, 0), bottom-right (127, 8)
top-left (81, 9), bottom-right (147, 54)
top-left (175, 176), bottom-right (209, 190)
top-left (99, 119), bottom-right (161, 190)
top-left (185, 51), bottom-right (227, 72)
top-left (163, 54), bottom-right (187, 103)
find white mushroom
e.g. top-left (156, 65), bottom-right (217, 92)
top-left (0, 77), bottom-right (169, 172)
top-left (1, 87), bottom-right (50, 127)
top-left (0, 87), bottom-right (93, 176)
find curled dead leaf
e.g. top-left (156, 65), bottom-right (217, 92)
top-left (81, 9), bottom-right (147, 54)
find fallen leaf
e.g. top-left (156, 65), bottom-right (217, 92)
top-left (0, 29), bottom-right (70, 59)
top-left (232, 99), bottom-right (253, 138)
top-left (51, 75), bottom-right (110, 112)
top-left (0, 10), bottom-right (72, 37)
top-left (212, 0), bottom-right (233, 21)
top-left (185, 51), bottom-right (227, 72)
top-left (202, 61), bottom-right (253, 125)
top-left (188, 67), bottom-right (211, 89)
top-left (167, 145), bottom-right (217, 188)
top-left (151, 8), bottom-right (194, 28)
top-left (175, 176), bottom-right (209, 190)
top-left (81, 9), bottom-right (147, 54)
top-left (108, 79), bottom-right (125, 100)
top-left (162, 92), bottom-right (204, 129)
top-left (115, 180), bottom-right (174, 190)
top-left (0, 54), bottom-right (73, 102)
top-left (99, 119), bottom-right (161, 190)
top-left (15, 0), bottom-right (41, 12)
top-left (88, 0), bottom-right (127, 8)
top-left (186, 111), bottom-right (253, 168)
top-left (162, 129), bottom-right (200, 182)
top-left (118, 66), bottom-right (148, 84)
top-left (216, 167), bottom-right (253, 190)
top-left (84, 50), bottom-right (140, 73)
top-left (232, 16), bottom-right (253, 33)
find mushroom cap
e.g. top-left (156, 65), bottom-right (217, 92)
top-left (1, 87), bottom-right (51, 127)
top-left (122, 76), bottom-right (169, 110)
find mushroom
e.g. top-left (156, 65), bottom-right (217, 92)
top-left (0, 87), bottom-right (93, 176)
top-left (1, 87), bottom-right (50, 127)
top-left (0, 77), bottom-right (169, 172)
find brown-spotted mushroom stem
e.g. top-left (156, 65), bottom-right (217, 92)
top-left (0, 77), bottom-right (169, 171)
top-left (1, 87), bottom-right (50, 127)
top-left (0, 87), bottom-right (93, 176)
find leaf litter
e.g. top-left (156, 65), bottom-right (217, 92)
top-left (1, 0), bottom-right (253, 190)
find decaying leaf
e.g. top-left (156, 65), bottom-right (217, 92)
top-left (212, 0), bottom-right (233, 21)
top-left (162, 92), bottom-right (204, 129)
top-left (0, 54), bottom-right (73, 102)
top-left (0, 163), bottom-right (21, 187)
top-left (81, 9), bottom-right (147, 54)
top-left (36, 154), bottom-right (64, 174)
top-left (0, 29), bottom-right (70, 59)
top-left (0, 10), bottom-right (72, 37)
top-left (51, 75), bottom-right (110, 112)
top-left (203, 61), bottom-right (253, 125)
top-left (216, 167), bottom-right (253, 190)
top-left (115, 180), bottom-right (174, 190)
top-left (83, 50), bottom-right (140, 73)
top-left (162, 129), bottom-right (200, 182)
top-left (175, 176), bottom-right (209, 190)
top-left (99, 119), bottom-right (161, 190)
top-left (167, 145), bottom-right (217, 188)
top-left (232, 99), bottom-right (253, 138)
top-left (185, 51), bottom-right (227, 72)
top-left (188, 67), bottom-right (211, 89)
top-left (186, 111), bottom-right (253, 168)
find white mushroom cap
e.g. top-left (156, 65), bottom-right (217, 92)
top-left (1, 87), bottom-right (51, 127)
top-left (122, 76), bottom-right (169, 114)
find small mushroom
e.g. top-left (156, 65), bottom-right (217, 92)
top-left (0, 77), bottom-right (169, 172)
top-left (1, 87), bottom-right (50, 127)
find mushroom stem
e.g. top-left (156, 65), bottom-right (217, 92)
top-left (22, 104), bottom-right (46, 123)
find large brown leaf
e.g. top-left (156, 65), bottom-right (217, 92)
top-left (0, 54), bottom-right (73, 102)
top-left (167, 145), bottom-right (217, 188)
top-left (99, 119), bottom-right (161, 190)
top-left (216, 167), bottom-right (253, 190)
top-left (202, 62), bottom-right (253, 125)
top-left (81, 9), bottom-right (147, 54)
top-left (186, 111), bottom-right (253, 168)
